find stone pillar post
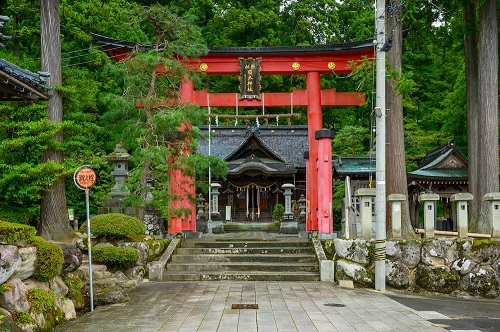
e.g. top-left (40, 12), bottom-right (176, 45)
top-left (387, 194), bottom-right (406, 239)
top-left (209, 183), bottom-right (224, 233)
top-left (280, 183), bottom-right (298, 234)
top-left (355, 188), bottom-right (376, 239)
top-left (482, 192), bottom-right (500, 238)
top-left (418, 193), bottom-right (440, 238)
top-left (211, 183), bottom-right (221, 219)
top-left (450, 193), bottom-right (473, 238)
top-left (315, 129), bottom-right (335, 237)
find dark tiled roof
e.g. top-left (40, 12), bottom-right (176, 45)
top-left (415, 139), bottom-right (466, 169)
top-left (0, 58), bottom-right (49, 101)
top-left (197, 125), bottom-right (308, 168)
top-left (90, 32), bottom-right (373, 56)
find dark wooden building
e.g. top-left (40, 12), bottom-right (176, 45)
top-left (198, 125), bottom-right (308, 222)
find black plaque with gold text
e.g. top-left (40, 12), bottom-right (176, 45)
top-left (239, 57), bottom-right (261, 100)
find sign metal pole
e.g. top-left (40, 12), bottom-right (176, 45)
top-left (74, 165), bottom-right (96, 311)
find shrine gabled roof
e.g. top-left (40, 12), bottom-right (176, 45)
top-left (408, 139), bottom-right (469, 180)
top-left (197, 125), bottom-right (308, 168)
top-left (0, 58), bottom-right (49, 101)
top-left (333, 156), bottom-right (376, 177)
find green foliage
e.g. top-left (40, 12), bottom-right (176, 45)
top-left (272, 204), bottom-right (285, 221)
top-left (0, 206), bottom-right (32, 225)
top-left (26, 288), bottom-right (57, 314)
top-left (321, 240), bottom-right (336, 260)
top-left (0, 221), bottom-right (36, 245)
top-left (64, 275), bottom-right (85, 306)
top-left (0, 283), bottom-right (12, 295)
top-left (31, 236), bottom-right (64, 282)
top-left (332, 180), bottom-right (345, 231)
top-left (92, 245), bottom-right (139, 269)
top-left (26, 288), bottom-right (66, 330)
top-left (81, 213), bottom-right (145, 239)
top-left (332, 125), bottom-right (370, 156)
top-left (12, 311), bottom-right (35, 325)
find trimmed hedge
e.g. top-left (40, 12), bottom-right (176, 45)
top-left (92, 245), bottom-right (139, 270)
top-left (0, 221), bottom-right (36, 245)
top-left (31, 236), bottom-right (64, 282)
top-left (81, 213), bottom-right (145, 239)
top-left (0, 206), bottom-right (32, 225)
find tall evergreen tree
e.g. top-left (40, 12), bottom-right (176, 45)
top-left (476, 0), bottom-right (498, 233)
top-left (39, 0), bottom-right (74, 240)
top-left (385, 0), bottom-right (414, 238)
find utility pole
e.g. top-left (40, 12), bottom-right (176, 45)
top-left (374, 0), bottom-right (387, 291)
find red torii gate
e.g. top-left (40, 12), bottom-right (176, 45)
top-left (92, 33), bottom-right (374, 234)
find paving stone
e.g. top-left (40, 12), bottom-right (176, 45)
top-left (55, 281), bottom-right (450, 332)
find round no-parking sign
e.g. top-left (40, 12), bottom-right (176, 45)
top-left (74, 166), bottom-right (96, 189)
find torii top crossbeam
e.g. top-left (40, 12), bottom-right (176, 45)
top-left (91, 33), bottom-right (374, 108)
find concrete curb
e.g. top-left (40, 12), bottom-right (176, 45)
top-left (148, 237), bottom-right (182, 281)
top-left (311, 237), bottom-right (335, 281)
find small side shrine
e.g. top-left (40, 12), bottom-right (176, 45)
top-left (407, 139), bottom-right (469, 230)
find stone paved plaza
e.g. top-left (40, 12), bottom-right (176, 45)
top-left (56, 281), bottom-right (448, 332)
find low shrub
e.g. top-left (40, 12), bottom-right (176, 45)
top-left (272, 204), bottom-right (285, 221)
top-left (31, 236), bottom-right (64, 282)
top-left (92, 245), bottom-right (139, 270)
top-left (0, 221), bottom-right (36, 245)
top-left (80, 213), bottom-right (145, 239)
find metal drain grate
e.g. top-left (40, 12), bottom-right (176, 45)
top-left (324, 303), bottom-right (346, 307)
top-left (232, 304), bottom-right (259, 309)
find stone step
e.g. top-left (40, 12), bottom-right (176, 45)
top-left (223, 222), bottom-right (280, 232)
top-left (163, 271), bottom-right (320, 282)
top-left (171, 253), bottom-right (316, 263)
top-left (182, 240), bottom-right (311, 248)
top-left (176, 247), bottom-right (315, 255)
top-left (166, 261), bottom-right (318, 273)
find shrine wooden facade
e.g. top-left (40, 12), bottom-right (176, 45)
top-left (198, 125), bottom-right (307, 222)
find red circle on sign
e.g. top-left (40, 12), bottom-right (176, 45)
top-left (76, 168), bottom-right (96, 188)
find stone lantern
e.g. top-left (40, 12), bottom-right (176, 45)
top-left (197, 194), bottom-right (206, 221)
top-left (105, 144), bottom-right (131, 199)
top-left (298, 194), bottom-right (306, 223)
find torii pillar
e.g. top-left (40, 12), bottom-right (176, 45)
top-left (306, 72), bottom-right (322, 231)
top-left (169, 78), bottom-right (197, 234)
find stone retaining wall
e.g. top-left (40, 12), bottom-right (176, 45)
top-left (323, 238), bottom-right (500, 299)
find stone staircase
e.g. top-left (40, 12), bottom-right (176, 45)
top-left (163, 238), bottom-right (320, 281)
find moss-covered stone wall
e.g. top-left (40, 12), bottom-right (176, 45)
top-left (324, 238), bottom-right (500, 299)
